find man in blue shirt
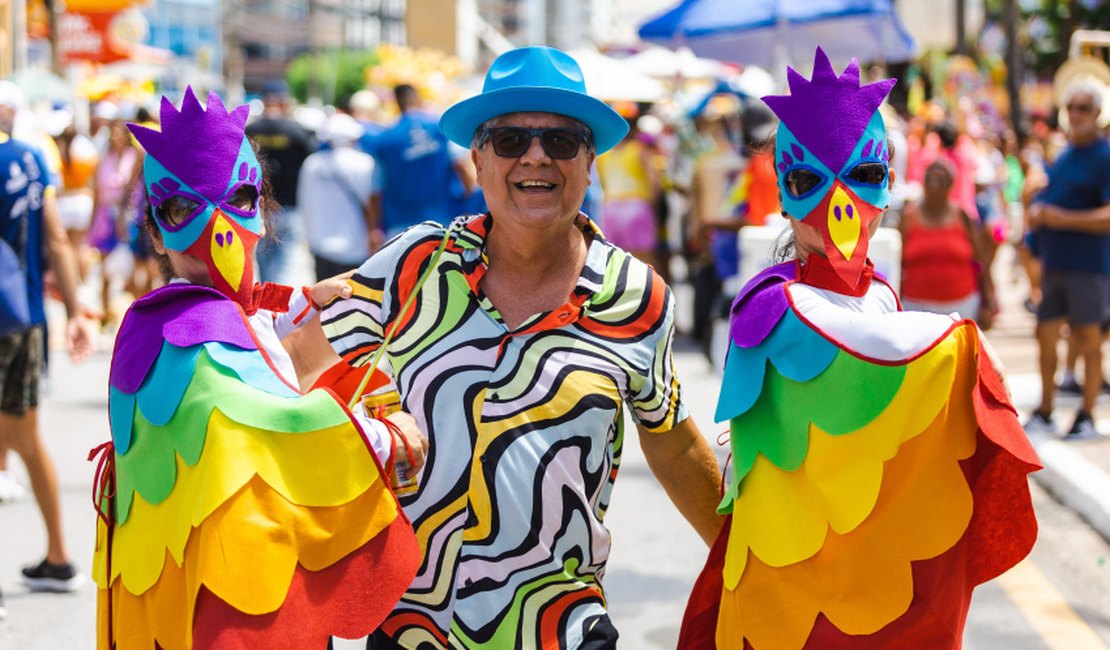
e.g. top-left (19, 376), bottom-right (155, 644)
top-left (1025, 80), bottom-right (1110, 438)
top-left (0, 82), bottom-right (94, 611)
top-left (364, 84), bottom-right (475, 246)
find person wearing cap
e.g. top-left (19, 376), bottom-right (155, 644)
top-left (245, 80), bottom-right (314, 285)
top-left (349, 89), bottom-right (386, 152)
top-left (89, 100), bottom-right (120, 157)
top-left (298, 113), bottom-right (376, 281)
top-left (48, 109), bottom-right (99, 279)
top-left (0, 80), bottom-right (95, 607)
top-left (321, 46), bottom-right (722, 649)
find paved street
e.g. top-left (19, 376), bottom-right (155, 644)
top-left (1, 244), bottom-right (1110, 648)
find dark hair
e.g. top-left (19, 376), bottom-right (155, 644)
top-left (394, 84), bottom-right (418, 112)
top-left (924, 159), bottom-right (955, 183)
top-left (142, 141), bottom-right (279, 282)
top-left (55, 125), bottom-right (78, 167)
top-left (143, 212), bottom-right (175, 281)
top-left (934, 121), bottom-right (958, 149)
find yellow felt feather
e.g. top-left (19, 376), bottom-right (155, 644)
top-left (717, 329), bottom-right (978, 649)
top-left (722, 335), bottom-right (959, 589)
top-left (107, 407), bottom-right (379, 594)
top-left (101, 475), bottom-right (397, 650)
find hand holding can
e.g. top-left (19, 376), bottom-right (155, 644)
top-left (378, 410), bottom-right (427, 495)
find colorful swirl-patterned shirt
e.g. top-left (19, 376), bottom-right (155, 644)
top-left (322, 213), bottom-right (687, 649)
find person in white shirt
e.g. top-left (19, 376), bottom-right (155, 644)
top-left (298, 113), bottom-right (377, 280)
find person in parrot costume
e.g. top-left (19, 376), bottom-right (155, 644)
top-left (679, 48), bottom-right (1041, 649)
top-left (91, 87), bottom-right (423, 649)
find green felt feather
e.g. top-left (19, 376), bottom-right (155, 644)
top-left (719, 350), bottom-right (906, 513)
top-left (114, 348), bottom-right (352, 524)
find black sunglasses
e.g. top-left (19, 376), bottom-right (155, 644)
top-left (481, 126), bottom-right (590, 160)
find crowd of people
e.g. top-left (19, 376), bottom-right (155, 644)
top-left (0, 41), bottom-right (1100, 647)
top-left (2, 58), bottom-right (1096, 361)
top-left (605, 73), bottom-right (1108, 442)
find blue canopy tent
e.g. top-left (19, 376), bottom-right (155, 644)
top-left (638, 0), bottom-right (916, 73)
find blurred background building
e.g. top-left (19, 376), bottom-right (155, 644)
top-left (224, 0), bottom-right (405, 96)
top-left (0, 0), bottom-right (1103, 128)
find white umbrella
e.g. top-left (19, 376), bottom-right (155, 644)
top-left (570, 49), bottom-right (666, 103)
top-left (7, 68), bottom-right (73, 105)
top-left (624, 46), bottom-right (726, 80)
top-left (733, 64), bottom-right (776, 98)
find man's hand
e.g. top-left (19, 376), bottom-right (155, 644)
top-left (1030, 201), bottom-right (1110, 234)
top-left (369, 228), bottom-right (385, 253)
top-left (1027, 203), bottom-right (1045, 229)
top-left (66, 314), bottom-right (95, 364)
top-left (385, 410), bottom-right (429, 471)
top-left (309, 271), bottom-right (355, 308)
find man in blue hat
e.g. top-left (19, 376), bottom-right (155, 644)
top-left (321, 46), bottom-right (723, 650)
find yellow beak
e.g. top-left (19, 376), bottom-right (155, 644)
top-left (210, 212), bottom-right (245, 289)
top-left (827, 185), bottom-right (861, 261)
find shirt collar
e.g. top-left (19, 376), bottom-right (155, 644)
top-left (450, 212), bottom-right (611, 297)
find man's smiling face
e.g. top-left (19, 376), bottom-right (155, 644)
top-left (473, 112), bottom-right (594, 231)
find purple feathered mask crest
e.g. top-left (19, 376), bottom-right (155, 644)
top-left (762, 47), bottom-right (895, 173)
top-left (127, 86), bottom-right (253, 202)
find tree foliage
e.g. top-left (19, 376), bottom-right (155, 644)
top-left (984, 0), bottom-right (1110, 77)
top-left (286, 49), bottom-right (379, 109)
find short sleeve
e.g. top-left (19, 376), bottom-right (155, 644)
top-left (629, 275), bottom-right (689, 433)
top-left (320, 223), bottom-right (443, 367)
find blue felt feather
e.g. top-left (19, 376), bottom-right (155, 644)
top-left (203, 342), bottom-right (299, 398)
top-left (716, 310), bottom-right (838, 422)
top-left (135, 342), bottom-right (200, 428)
top-left (109, 388), bottom-right (137, 454)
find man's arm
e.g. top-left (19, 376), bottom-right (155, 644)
top-left (41, 189), bottom-right (94, 362)
top-left (1031, 202), bottom-right (1110, 234)
top-left (452, 157), bottom-right (476, 197)
top-left (367, 160), bottom-right (385, 251)
top-left (367, 193), bottom-right (384, 252)
top-left (639, 417), bottom-right (724, 546)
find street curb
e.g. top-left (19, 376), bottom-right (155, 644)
top-left (1026, 430), bottom-right (1110, 543)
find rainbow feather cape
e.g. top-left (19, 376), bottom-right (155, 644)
top-left (680, 263), bottom-right (1040, 649)
top-left (94, 284), bottom-right (420, 649)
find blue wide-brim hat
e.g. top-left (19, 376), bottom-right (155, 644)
top-left (440, 47), bottom-right (630, 155)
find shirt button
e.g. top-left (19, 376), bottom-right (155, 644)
top-left (479, 454), bottom-right (488, 463)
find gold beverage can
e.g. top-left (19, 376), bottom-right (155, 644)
top-left (361, 387), bottom-right (401, 419)
top-left (362, 387), bottom-right (417, 494)
top-left (390, 451), bottom-right (420, 495)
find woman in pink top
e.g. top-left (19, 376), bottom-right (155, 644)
top-left (88, 119), bottom-right (141, 325)
top-left (899, 159), bottom-right (996, 326)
